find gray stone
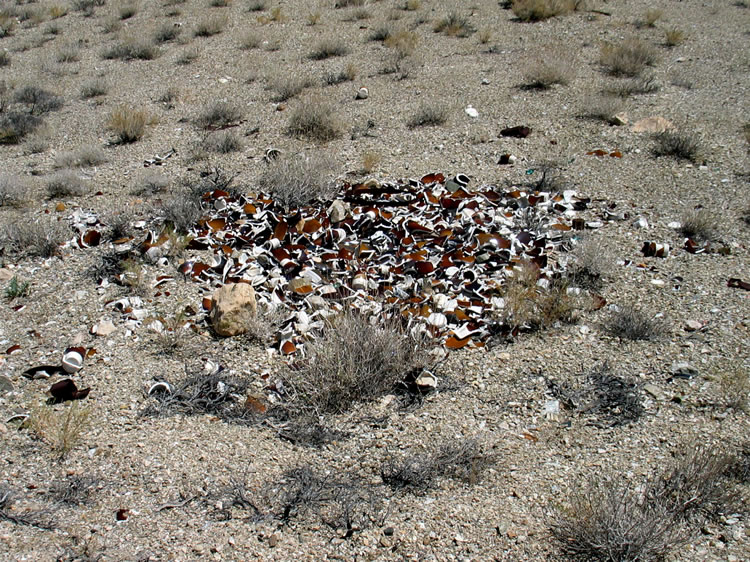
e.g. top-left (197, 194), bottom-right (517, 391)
top-left (644, 384), bottom-right (664, 400)
top-left (671, 362), bottom-right (699, 379)
top-left (0, 375), bottom-right (14, 395)
top-left (211, 283), bottom-right (257, 337)
top-left (327, 200), bottom-right (349, 223)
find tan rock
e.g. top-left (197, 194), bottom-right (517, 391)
top-left (327, 200), bottom-right (349, 224)
top-left (91, 319), bottom-right (116, 337)
top-left (612, 112), bottom-right (628, 126)
top-left (0, 268), bottom-right (13, 282)
top-left (210, 283), bottom-right (257, 336)
top-left (631, 116), bottom-right (674, 133)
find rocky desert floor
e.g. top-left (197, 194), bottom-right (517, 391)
top-left (0, 0), bottom-right (749, 560)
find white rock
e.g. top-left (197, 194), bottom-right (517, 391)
top-left (92, 319), bottom-right (116, 337)
top-left (355, 87), bottom-right (368, 100)
top-left (632, 217), bottom-right (649, 229)
top-left (465, 105), bottom-right (479, 118)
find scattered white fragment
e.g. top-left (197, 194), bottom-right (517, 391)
top-left (465, 105), bottom-right (479, 118)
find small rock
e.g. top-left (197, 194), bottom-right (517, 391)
top-left (0, 268), bottom-right (13, 282)
top-left (0, 375), bottom-right (14, 395)
top-left (55, 202), bottom-right (66, 212)
top-left (632, 217), bottom-right (649, 229)
top-left (91, 319), bottom-right (116, 337)
top-left (631, 116), bottom-right (674, 133)
top-left (210, 283), bottom-right (258, 337)
top-left (684, 320), bottom-right (702, 332)
top-left (498, 154), bottom-right (517, 165)
top-left (268, 533), bottom-right (279, 547)
top-left (327, 200), bottom-right (349, 223)
top-left (671, 362), bottom-right (699, 379)
top-left (355, 87), bottom-right (368, 100)
top-left (465, 105), bottom-right (479, 118)
top-left (611, 112), bottom-right (628, 126)
top-left (380, 537), bottom-right (392, 548)
top-left (481, 78), bottom-right (490, 85)
top-left (644, 384), bottom-right (663, 400)
top-left (383, 527), bottom-right (394, 536)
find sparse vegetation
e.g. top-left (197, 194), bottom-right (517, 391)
top-left (638, 8), bottom-right (663, 28)
top-left (54, 146), bottom-right (107, 169)
top-left (0, 112), bottom-right (42, 144)
top-left (606, 73), bottom-right (660, 97)
top-left (72, 0), bottom-right (106, 17)
top-left (566, 238), bottom-right (610, 290)
top-left (0, 51), bottom-right (9, 67)
top-left (286, 98), bottom-right (343, 142)
top-left (108, 106), bottom-right (149, 143)
top-left (652, 130), bottom-right (700, 161)
top-left (49, 475), bottom-right (99, 506)
top-left (407, 102), bottom-right (448, 129)
top-left (29, 401), bottom-right (92, 459)
top-left (195, 101), bottom-right (242, 129)
top-left (4, 276), bottom-right (30, 300)
top-left (13, 85), bottom-right (63, 115)
top-left (277, 310), bottom-right (428, 416)
top-left (247, 0), bottom-right (266, 11)
top-left (522, 54), bottom-right (575, 89)
top-left (433, 11), bottom-right (475, 37)
top-left (679, 209), bottom-right (718, 242)
top-left (153, 23), bottom-right (181, 43)
top-left (2, 219), bottom-right (70, 257)
top-left (309, 39), bottom-right (349, 60)
top-left (512, 0), bottom-right (576, 22)
top-left (604, 305), bottom-right (665, 341)
top-left (80, 78), bottom-right (109, 99)
top-left (46, 170), bottom-right (88, 198)
top-left (203, 130), bottom-right (243, 153)
top-left (0, 486), bottom-right (55, 530)
top-left (0, 174), bottom-right (27, 207)
top-left (323, 64), bottom-right (357, 86)
top-left (334, 0), bottom-right (365, 7)
top-left (600, 38), bottom-right (657, 77)
top-left (163, 192), bottom-right (202, 233)
top-left (581, 95), bottom-right (626, 125)
top-left (119, 2), bottom-right (138, 20)
top-left (258, 151), bottom-right (337, 209)
top-left (664, 28), bottom-right (686, 47)
top-left (239, 31), bottom-right (261, 49)
top-left (194, 14), bottom-right (227, 37)
top-left (102, 40), bottom-right (158, 61)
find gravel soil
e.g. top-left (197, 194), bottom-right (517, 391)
top-left (0, 0), bottom-right (749, 560)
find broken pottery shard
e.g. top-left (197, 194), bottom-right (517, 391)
top-left (211, 283), bottom-right (258, 337)
top-left (415, 370), bottom-right (438, 389)
top-left (500, 126), bottom-right (531, 138)
top-left (62, 347), bottom-right (85, 374)
top-left (631, 116), bottom-right (674, 133)
top-left (50, 379), bottom-right (90, 402)
top-left (0, 375), bottom-right (14, 395)
top-left (465, 105), bottom-right (479, 118)
top-left (641, 241), bottom-right (670, 258)
top-left (356, 86), bottom-right (369, 100)
top-left (24, 365), bottom-right (65, 379)
top-left (727, 278), bottom-right (750, 291)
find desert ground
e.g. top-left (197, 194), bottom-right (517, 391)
top-left (0, 0), bottom-right (749, 560)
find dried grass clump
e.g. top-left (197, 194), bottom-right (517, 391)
top-left (0, 52), bottom-right (9, 67)
top-left (581, 95), bottom-right (625, 125)
top-left (80, 78), bottom-right (109, 99)
top-left (552, 442), bottom-right (747, 561)
top-left (286, 98), bottom-right (343, 142)
top-left (258, 152), bottom-right (337, 209)
top-left (56, 42), bottom-right (80, 63)
top-left (714, 361), bottom-right (750, 413)
top-left (203, 130), bottom-right (243, 153)
top-left (382, 438), bottom-right (494, 491)
top-left (637, 8), bottom-right (663, 28)
top-left (308, 39), bottom-right (349, 60)
top-left (323, 64), bottom-right (357, 86)
top-left (247, 0), bottom-right (267, 11)
top-left (0, 174), bottom-right (28, 207)
top-left (279, 310), bottom-right (428, 416)
top-left (522, 54), bottom-right (575, 89)
top-left (2, 220), bottom-right (70, 257)
top-left (108, 106), bottom-right (149, 143)
top-left (72, 0), bottom-right (105, 17)
top-left (679, 209), bottom-right (718, 242)
top-left (46, 170), bottom-right (88, 198)
top-left (49, 475), bottom-right (99, 506)
top-left (102, 40), bottom-right (158, 61)
top-left (0, 112), bottom-right (42, 144)
top-left (407, 102), bottom-right (448, 128)
top-left (606, 74), bottom-right (660, 97)
top-left (268, 73), bottom-right (313, 102)
top-left (600, 38), bottom-right (657, 77)
top-left (153, 23), bottom-right (181, 43)
top-left (163, 192), bottom-right (202, 233)
top-left (194, 14), bottom-right (227, 36)
top-left (195, 101), bottom-right (242, 129)
top-left (0, 486), bottom-right (55, 530)
top-left (604, 305), bottom-right (665, 341)
top-left (433, 11), bottom-right (475, 37)
top-left (664, 28), bottom-right (685, 47)
top-left (652, 130), bottom-right (700, 161)
top-left (54, 146), bottom-right (107, 169)
top-left (30, 402), bottom-right (92, 459)
top-left (512, 0), bottom-right (576, 22)
top-left (566, 238), bottom-right (610, 290)
top-left (334, 0), bottom-right (365, 7)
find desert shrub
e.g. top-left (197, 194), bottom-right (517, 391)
top-left (0, 486), bottom-right (55, 529)
top-left (2, 219), bottom-right (70, 257)
top-left (382, 438), bottom-right (494, 491)
top-left (604, 305), bottom-right (665, 341)
top-left (664, 28), bottom-right (685, 47)
top-left (54, 146), bottom-right (107, 169)
top-left (134, 171), bottom-right (169, 195)
top-left (323, 64), bottom-right (356, 86)
top-left (407, 102), bottom-right (448, 128)
top-left (512, 0), bottom-right (576, 21)
top-left (49, 475), bottom-right (99, 506)
top-left (522, 54), bottom-right (575, 89)
top-left (0, 112), bottom-right (41, 143)
top-left (581, 95), bottom-right (625, 125)
top-left (0, 13), bottom-right (15, 38)
top-left (119, 2), bottom-right (138, 19)
top-left (56, 42), bottom-right (80, 63)
top-left (13, 85), bottom-right (63, 115)
top-left (194, 14), bottom-right (227, 36)
top-left (163, 192), bottom-right (202, 233)
top-left (24, 134), bottom-right (49, 154)
top-left (247, 0), bottom-right (266, 11)
top-left (80, 78), bottom-right (109, 99)
top-left (256, 5), bottom-right (284, 23)
top-left (637, 8), bottom-right (662, 28)
top-left (403, 0), bottom-right (421, 10)
top-left (369, 24), bottom-right (393, 42)
top-left (108, 106), bottom-right (149, 143)
top-left (0, 52), bottom-right (9, 67)
top-left (286, 98), bottom-right (343, 142)
top-left (0, 174), bottom-right (28, 206)
top-left (433, 11), bottom-right (474, 37)
top-left (278, 310), bottom-right (428, 416)
top-left (267, 74), bottom-right (312, 102)
top-left (195, 101), bottom-right (242, 129)
top-left (258, 152), bottom-right (337, 209)
top-left (652, 130), bottom-right (700, 161)
top-left (679, 209), bottom-right (718, 242)
top-left (176, 47), bottom-right (199, 65)
top-left (606, 74), bottom-right (660, 97)
top-left (239, 31), bottom-right (261, 49)
top-left (203, 130), bottom-right (243, 153)
top-left (309, 39), bottom-right (349, 60)
top-left (48, 5), bottom-right (68, 19)
top-left (72, 0), bottom-right (106, 17)
top-left (102, 40), bottom-right (157, 61)
top-left (46, 170), bottom-right (88, 197)
top-left (566, 238), bottom-right (610, 290)
top-left (600, 38), bottom-right (657, 77)
top-left (713, 360), bottom-right (750, 413)
top-left (30, 402), bottom-right (92, 459)
top-left (334, 0), bottom-right (365, 7)
top-left (153, 23), bottom-right (181, 43)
